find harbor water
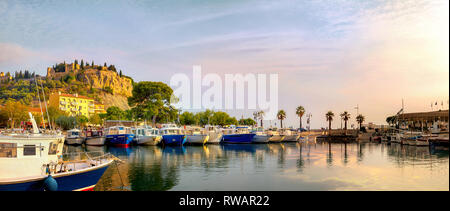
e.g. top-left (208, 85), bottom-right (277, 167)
top-left (65, 141), bottom-right (449, 191)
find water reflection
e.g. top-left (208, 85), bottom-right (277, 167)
top-left (58, 142), bottom-right (449, 191)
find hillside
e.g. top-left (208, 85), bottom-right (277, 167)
top-left (0, 60), bottom-right (133, 110)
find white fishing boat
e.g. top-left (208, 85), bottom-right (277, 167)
top-left (204, 125), bottom-right (223, 144)
top-left (65, 129), bottom-right (85, 145)
top-left (185, 126), bottom-right (209, 145)
top-left (85, 128), bottom-right (106, 146)
top-left (251, 127), bottom-right (270, 143)
top-left (0, 113), bottom-right (115, 191)
top-left (135, 126), bottom-right (162, 146)
top-left (279, 128), bottom-right (297, 142)
top-left (267, 128), bottom-right (283, 142)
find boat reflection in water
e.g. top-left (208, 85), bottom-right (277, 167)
top-left (84, 141), bottom-right (450, 191)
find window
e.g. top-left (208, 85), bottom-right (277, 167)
top-left (0, 143), bottom-right (17, 158)
top-left (48, 142), bottom-right (58, 155)
top-left (23, 145), bottom-right (36, 156)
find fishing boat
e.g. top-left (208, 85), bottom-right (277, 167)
top-left (105, 126), bottom-right (134, 147)
top-left (65, 129), bottom-right (85, 145)
top-left (185, 126), bottom-right (209, 145)
top-left (160, 124), bottom-right (186, 146)
top-left (204, 125), bottom-right (223, 144)
top-left (415, 134), bottom-right (437, 146)
top-left (0, 113), bottom-right (115, 191)
top-left (221, 126), bottom-right (255, 144)
top-left (400, 131), bottom-right (422, 145)
top-left (267, 128), bottom-right (283, 142)
top-left (85, 128), bottom-right (106, 146)
top-left (279, 128), bottom-right (297, 142)
top-left (251, 127), bottom-right (270, 143)
top-left (134, 126), bottom-right (162, 146)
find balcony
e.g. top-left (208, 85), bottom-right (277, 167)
top-left (60, 101), bottom-right (66, 105)
top-left (60, 107), bottom-right (67, 111)
top-left (71, 107), bottom-right (77, 112)
top-left (71, 101), bottom-right (78, 106)
top-left (89, 109), bottom-right (95, 113)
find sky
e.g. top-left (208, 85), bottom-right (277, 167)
top-left (0, 0), bottom-right (449, 129)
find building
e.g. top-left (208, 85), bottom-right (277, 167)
top-left (94, 103), bottom-right (106, 114)
top-left (397, 110), bottom-right (449, 130)
top-left (49, 92), bottom-right (105, 118)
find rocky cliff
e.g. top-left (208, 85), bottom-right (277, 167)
top-left (78, 69), bottom-right (133, 97)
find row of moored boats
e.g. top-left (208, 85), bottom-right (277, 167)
top-left (65, 124), bottom-right (307, 147)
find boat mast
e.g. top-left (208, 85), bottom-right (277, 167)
top-left (39, 78), bottom-right (52, 131)
top-left (34, 75), bottom-right (45, 130)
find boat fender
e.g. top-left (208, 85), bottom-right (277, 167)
top-left (43, 175), bottom-right (58, 191)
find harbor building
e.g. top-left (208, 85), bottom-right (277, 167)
top-left (397, 110), bottom-right (449, 130)
top-left (49, 92), bottom-right (106, 118)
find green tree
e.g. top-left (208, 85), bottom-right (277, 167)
top-left (239, 118), bottom-right (256, 126)
top-left (179, 111), bottom-right (196, 125)
top-left (356, 114), bottom-right (365, 131)
top-left (326, 111), bottom-right (334, 134)
top-left (296, 106), bottom-right (305, 129)
top-left (340, 111), bottom-right (351, 131)
top-left (128, 81), bottom-right (177, 127)
top-left (0, 99), bottom-right (28, 128)
top-left (76, 115), bottom-right (89, 128)
top-left (89, 113), bottom-right (102, 125)
top-left (105, 106), bottom-right (125, 120)
top-left (47, 106), bottom-right (66, 129)
top-left (56, 116), bottom-right (76, 130)
top-left (277, 110), bottom-right (286, 128)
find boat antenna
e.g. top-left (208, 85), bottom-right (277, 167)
top-left (39, 78), bottom-right (52, 131)
top-left (34, 75), bottom-right (46, 130)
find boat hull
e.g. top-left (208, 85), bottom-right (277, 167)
top-left (222, 134), bottom-right (256, 144)
top-left (106, 134), bottom-right (134, 147)
top-left (85, 137), bottom-right (106, 146)
top-left (268, 135), bottom-right (283, 143)
top-left (415, 139), bottom-right (429, 146)
top-left (252, 135), bottom-right (270, 143)
top-left (186, 135), bottom-right (209, 145)
top-left (65, 137), bottom-right (85, 145)
top-left (207, 132), bottom-right (222, 144)
top-left (136, 136), bottom-right (162, 146)
top-left (282, 135), bottom-right (297, 142)
top-left (0, 162), bottom-right (111, 191)
top-left (162, 135), bottom-right (187, 146)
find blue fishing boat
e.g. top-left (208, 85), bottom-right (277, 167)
top-left (221, 126), bottom-right (256, 144)
top-left (105, 126), bottom-right (135, 147)
top-left (160, 124), bottom-right (186, 146)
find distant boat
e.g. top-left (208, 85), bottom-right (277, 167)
top-left (251, 127), bottom-right (270, 143)
top-left (185, 126), bottom-right (209, 145)
top-left (279, 128), bottom-right (297, 142)
top-left (160, 124), bottom-right (186, 146)
top-left (65, 129), bottom-right (85, 145)
top-left (267, 128), bottom-right (283, 143)
top-left (105, 126), bottom-right (134, 147)
top-left (222, 126), bottom-right (255, 144)
top-left (85, 128), bottom-right (106, 146)
top-left (134, 126), bottom-right (162, 146)
top-left (204, 125), bottom-right (222, 144)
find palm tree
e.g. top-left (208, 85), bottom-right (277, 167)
top-left (325, 111), bottom-right (334, 134)
top-left (258, 111), bottom-right (265, 127)
top-left (356, 114), bottom-right (365, 131)
top-left (340, 111), bottom-right (351, 131)
top-left (277, 110), bottom-right (286, 128)
top-left (296, 106), bottom-right (305, 129)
